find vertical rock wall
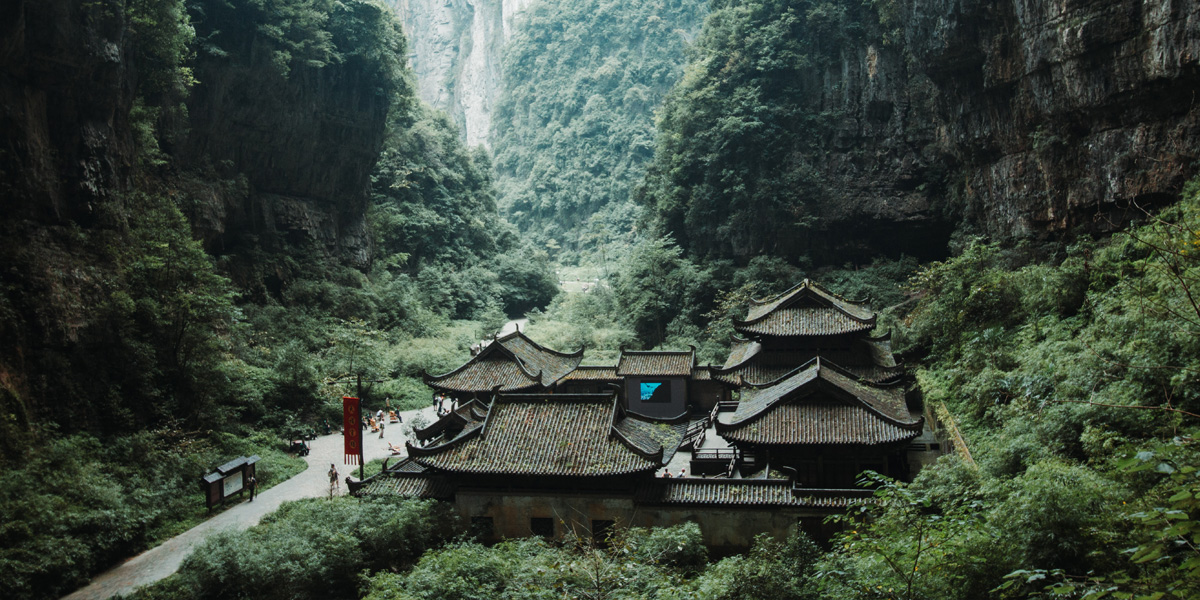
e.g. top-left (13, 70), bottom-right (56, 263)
top-left (804, 0), bottom-right (1200, 249)
top-left (0, 0), bottom-right (134, 225)
top-left (388, 0), bottom-right (531, 147)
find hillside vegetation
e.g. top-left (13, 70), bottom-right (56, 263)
top-left (491, 0), bottom-right (707, 265)
top-left (0, 2), bottom-right (554, 598)
top-left (2, 0), bottom-right (1198, 599)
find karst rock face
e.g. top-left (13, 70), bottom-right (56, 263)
top-left (387, 0), bottom-right (532, 147)
top-left (180, 34), bottom-right (390, 270)
top-left (917, 0), bottom-right (1200, 239)
top-left (0, 0), bottom-right (136, 225)
top-left (390, 0), bottom-right (1198, 256)
top-left (807, 0), bottom-right (1200, 255)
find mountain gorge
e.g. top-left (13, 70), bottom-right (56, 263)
top-left (398, 0), bottom-right (1199, 263)
top-left (386, 0), bottom-right (533, 147)
top-left (2, 1), bottom-right (1199, 599)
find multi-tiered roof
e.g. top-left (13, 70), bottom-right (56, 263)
top-left (423, 330), bottom-right (584, 395)
top-left (715, 280), bottom-right (920, 449)
top-left (715, 358), bottom-right (920, 446)
top-left (716, 280), bottom-right (902, 385)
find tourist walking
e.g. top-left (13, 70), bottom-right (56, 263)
top-left (328, 464), bottom-right (339, 498)
top-left (247, 475), bottom-right (257, 501)
top-left (378, 417), bottom-right (385, 439)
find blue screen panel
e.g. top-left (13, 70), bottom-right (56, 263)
top-left (640, 382), bottom-right (662, 401)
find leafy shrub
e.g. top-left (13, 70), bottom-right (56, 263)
top-left (0, 430), bottom-right (303, 600)
top-left (174, 498), bottom-right (453, 600)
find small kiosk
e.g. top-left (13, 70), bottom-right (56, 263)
top-left (200, 455), bottom-right (261, 510)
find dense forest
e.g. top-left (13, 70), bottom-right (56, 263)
top-left (491, 0), bottom-right (706, 265)
top-left (2, 0), bottom-right (1198, 599)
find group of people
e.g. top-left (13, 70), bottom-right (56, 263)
top-left (661, 468), bottom-right (686, 478)
top-left (434, 394), bottom-right (455, 416)
top-left (361, 407), bottom-right (402, 439)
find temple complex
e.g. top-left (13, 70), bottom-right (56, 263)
top-left (353, 280), bottom-right (939, 549)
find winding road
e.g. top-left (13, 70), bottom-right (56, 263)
top-left (61, 405), bottom-right (438, 600)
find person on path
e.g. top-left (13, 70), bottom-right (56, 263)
top-left (328, 464), bottom-right (339, 497)
top-left (378, 417), bottom-right (385, 439)
top-left (247, 475), bottom-right (257, 501)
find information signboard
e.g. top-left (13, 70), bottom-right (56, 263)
top-left (223, 470), bottom-right (243, 496)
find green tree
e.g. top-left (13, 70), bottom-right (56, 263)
top-left (640, 0), bottom-right (880, 261)
top-left (491, 0), bottom-right (707, 264)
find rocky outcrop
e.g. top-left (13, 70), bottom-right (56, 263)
top-left (0, 0), bottom-right (135, 225)
top-left (810, 0), bottom-right (1200, 251)
top-left (180, 33), bottom-right (389, 269)
top-left (0, 0), bottom-right (139, 452)
top-left (388, 0), bottom-right (531, 146)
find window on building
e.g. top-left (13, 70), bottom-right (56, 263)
top-left (530, 517), bottom-right (554, 538)
top-left (470, 516), bottom-right (494, 539)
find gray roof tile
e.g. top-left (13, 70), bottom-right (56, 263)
top-left (408, 394), bottom-right (667, 476)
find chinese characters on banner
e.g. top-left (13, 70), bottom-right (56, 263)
top-left (343, 396), bottom-right (361, 465)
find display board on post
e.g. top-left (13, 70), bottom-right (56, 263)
top-left (199, 455), bottom-right (260, 510)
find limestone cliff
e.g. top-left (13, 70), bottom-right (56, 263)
top-left (0, 0), bottom-right (135, 225)
top-left (388, 0), bottom-right (532, 146)
top-left (808, 0), bottom-right (1200, 250)
top-left (0, 0), bottom-right (402, 444)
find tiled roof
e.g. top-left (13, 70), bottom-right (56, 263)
top-left (716, 339), bottom-right (902, 385)
top-left (425, 331), bottom-right (583, 392)
top-left (717, 359), bottom-right (920, 445)
top-left (408, 394), bottom-right (666, 477)
top-left (635, 479), bottom-right (874, 508)
top-left (690, 366), bottom-right (716, 382)
top-left (723, 339), bottom-right (759, 369)
top-left (561, 366), bottom-right (620, 382)
top-left (716, 363), bottom-right (901, 386)
top-left (355, 474), bottom-right (453, 499)
top-left (729, 359), bottom-right (915, 424)
top-left (413, 400), bottom-right (488, 442)
top-left (735, 307), bottom-right (874, 337)
top-left (500, 332), bottom-right (584, 382)
top-left (616, 350), bottom-right (695, 377)
top-left (424, 356), bottom-right (543, 392)
top-left (736, 280), bottom-right (875, 337)
top-left (719, 403), bottom-right (920, 445)
top-left (613, 418), bottom-right (687, 464)
top-left (722, 338), bottom-right (897, 369)
top-left (384, 457), bottom-right (430, 474)
top-left (746, 279), bottom-right (874, 321)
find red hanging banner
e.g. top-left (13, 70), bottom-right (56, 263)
top-left (343, 396), bottom-right (361, 465)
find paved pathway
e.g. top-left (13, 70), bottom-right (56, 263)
top-left (62, 406), bottom-right (438, 600)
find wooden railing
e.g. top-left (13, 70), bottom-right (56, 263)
top-left (693, 448), bottom-right (738, 461)
top-left (681, 420), bottom-right (707, 451)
